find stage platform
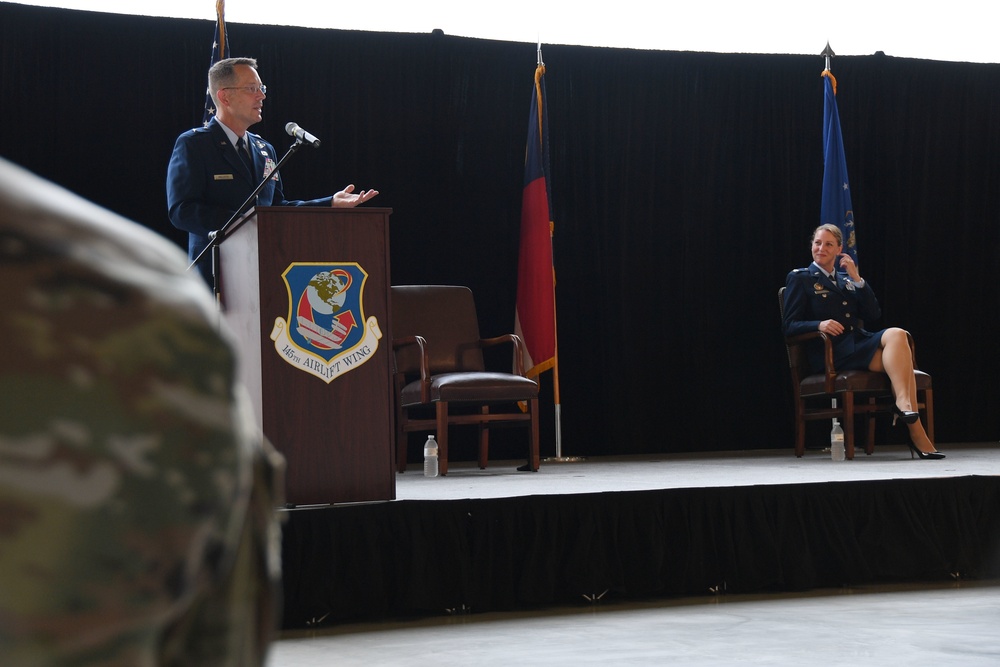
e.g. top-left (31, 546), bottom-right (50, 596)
top-left (279, 443), bottom-right (1000, 629)
top-left (391, 442), bottom-right (1000, 500)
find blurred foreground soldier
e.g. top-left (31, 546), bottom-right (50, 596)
top-left (0, 157), bottom-right (285, 666)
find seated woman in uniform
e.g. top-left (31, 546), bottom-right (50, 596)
top-left (782, 223), bottom-right (943, 460)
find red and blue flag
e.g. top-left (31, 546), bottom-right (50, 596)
top-left (514, 63), bottom-right (556, 377)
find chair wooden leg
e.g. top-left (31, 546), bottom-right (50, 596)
top-left (528, 397), bottom-right (540, 471)
top-left (436, 401), bottom-right (449, 476)
top-left (865, 397), bottom-right (876, 456)
top-left (923, 388), bottom-right (935, 443)
top-left (395, 407), bottom-right (408, 473)
top-left (843, 391), bottom-right (856, 460)
top-left (478, 406), bottom-right (489, 469)
top-left (794, 401), bottom-right (806, 457)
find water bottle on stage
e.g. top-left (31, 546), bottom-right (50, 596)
top-left (424, 435), bottom-right (439, 477)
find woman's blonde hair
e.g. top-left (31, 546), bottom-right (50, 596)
top-left (813, 223), bottom-right (842, 246)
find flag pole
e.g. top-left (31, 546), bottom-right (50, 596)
top-left (216, 0), bottom-right (226, 60)
top-left (548, 246), bottom-right (579, 462)
top-left (203, 0), bottom-right (229, 127)
top-left (535, 42), bottom-right (581, 463)
top-left (821, 41), bottom-right (838, 436)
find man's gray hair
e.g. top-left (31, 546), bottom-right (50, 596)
top-left (207, 57), bottom-right (258, 106)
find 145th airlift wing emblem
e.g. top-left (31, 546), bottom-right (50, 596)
top-left (270, 263), bottom-right (382, 383)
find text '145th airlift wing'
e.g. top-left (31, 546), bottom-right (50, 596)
top-left (270, 263), bottom-right (382, 384)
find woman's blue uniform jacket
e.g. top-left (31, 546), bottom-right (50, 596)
top-left (782, 263), bottom-right (882, 373)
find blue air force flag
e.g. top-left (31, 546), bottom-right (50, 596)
top-left (820, 70), bottom-right (858, 268)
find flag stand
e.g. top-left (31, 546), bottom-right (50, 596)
top-left (821, 42), bottom-right (854, 437)
top-left (824, 41), bottom-right (836, 432)
top-left (524, 43), bottom-right (581, 465)
top-left (544, 269), bottom-right (583, 464)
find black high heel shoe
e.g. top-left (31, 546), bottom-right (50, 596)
top-left (892, 405), bottom-right (920, 425)
top-left (906, 441), bottom-right (946, 460)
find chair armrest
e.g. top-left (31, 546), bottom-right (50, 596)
top-left (785, 331), bottom-right (825, 344)
top-left (392, 335), bottom-right (431, 402)
top-left (480, 333), bottom-right (528, 376)
top-left (784, 330), bottom-right (837, 392)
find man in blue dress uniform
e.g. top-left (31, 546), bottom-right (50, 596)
top-left (167, 57), bottom-right (377, 284)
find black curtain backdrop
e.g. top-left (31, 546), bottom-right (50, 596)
top-left (2, 3), bottom-right (998, 458)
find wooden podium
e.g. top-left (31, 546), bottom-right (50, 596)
top-left (218, 206), bottom-right (395, 505)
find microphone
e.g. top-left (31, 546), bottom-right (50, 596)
top-left (285, 122), bottom-right (321, 148)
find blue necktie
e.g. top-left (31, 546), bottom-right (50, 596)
top-left (237, 137), bottom-right (255, 179)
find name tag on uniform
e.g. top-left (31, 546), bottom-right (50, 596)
top-left (214, 173), bottom-right (234, 180)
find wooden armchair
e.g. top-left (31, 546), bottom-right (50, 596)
top-left (778, 287), bottom-right (934, 459)
top-left (391, 285), bottom-right (540, 475)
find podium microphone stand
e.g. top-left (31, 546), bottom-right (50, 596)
top-left (188, 137), bottom-right (308, 296)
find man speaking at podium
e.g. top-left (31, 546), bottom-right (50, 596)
top-left (167, 57), bottom-right (378, 284)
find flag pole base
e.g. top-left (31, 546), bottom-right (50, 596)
top-left (543, 456), bottom-right (586, 463)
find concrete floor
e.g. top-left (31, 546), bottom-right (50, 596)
top-left (267, 579), bottom-right (1000, 666)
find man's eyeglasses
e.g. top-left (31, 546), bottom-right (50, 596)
top-left (222, 84), bottom-right (267, 95)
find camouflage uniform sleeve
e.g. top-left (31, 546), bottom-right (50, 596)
top-left (0, 158), bottom-right (284, 667)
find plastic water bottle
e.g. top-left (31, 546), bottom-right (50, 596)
top-left (423, 435), bottom-right (439, 477)
top-left (830, 419), bottom-right (845, 461)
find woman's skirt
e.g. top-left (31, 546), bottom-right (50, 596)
top-left (834, 328), bottom-right (886, 371)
